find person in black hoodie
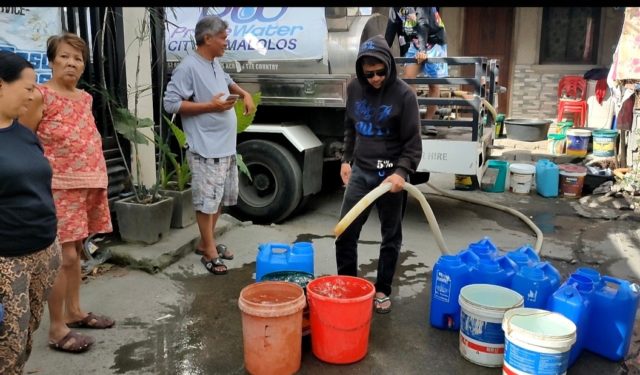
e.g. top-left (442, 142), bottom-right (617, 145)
top-left (336, 35), bottom-right (422, 314)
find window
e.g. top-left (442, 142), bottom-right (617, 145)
top-left (539, 7), bottom-right (601, 64)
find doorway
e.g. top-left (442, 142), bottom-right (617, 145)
top-left (462, 7), bottom-right (514, 116)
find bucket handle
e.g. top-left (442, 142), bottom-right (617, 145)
top-left (503, 310), bottom-right (555, 336)
top-left (260, 243), bottom-right (290, 255)
top-left (602, 276), bottom-right (638, 295)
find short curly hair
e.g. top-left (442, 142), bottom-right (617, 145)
top-left (46, 32), bottom-right (89, 64)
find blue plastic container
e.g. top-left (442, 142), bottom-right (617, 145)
top-left (547, 274), bottom-right (594, 366)
top-left (471, 256), bottom-right (517, 288)
top-left (535, 159), bottom-right (560, 198)
top-left (485, 160), bottom-right (509, 193)
top-left (255, 242), bottom-right (314, 281)
top-left (505, 245), bottom-right (540, 270)
top-left (467, 236), bottom-right (500, 260)
top-left (511, 262), bottom-right (561, 309)
top-left (430, 253), bottom-right (477, 330)
top-left (579, 269), bottom-right (640, 361)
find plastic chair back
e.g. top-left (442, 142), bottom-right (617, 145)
top-left (558, 76), bottom-right (587, 101)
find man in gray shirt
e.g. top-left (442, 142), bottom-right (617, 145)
top-left (164, 15), bottom-right (255, 275)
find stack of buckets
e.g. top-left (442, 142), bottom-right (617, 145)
top-left (240, 242), bottom-right (377, 374)
top-left (430, 237), bottom-right (640, 373)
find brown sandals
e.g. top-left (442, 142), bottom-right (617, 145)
top-left (48, 331), bottom-right (95, 353)
top-left (67, 312), bottom-right (115, 329)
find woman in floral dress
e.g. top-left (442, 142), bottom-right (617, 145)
top-left (21, 32), bottom-right (114, 353)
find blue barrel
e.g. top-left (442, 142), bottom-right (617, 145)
top-left (430, 253), bottom-right (476, 330)
top-left (582, 272), bottom-right (640, 361)
top-left (547, 274), bottom-right (594, 366)
top-left (535, 159), bottom-right (560, 197)
top-left (471, 256), bottom-right (517, 288)
top-left (255, 242), bottom-right (314, 281)
top-left (505, 245), bottom-right (540, 270)
top-left (511, 263), bottom-right (560, 309)
top-left (467, 237), bottom-right (500, 260)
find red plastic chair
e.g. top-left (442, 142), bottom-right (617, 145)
top-left (556, 76), bottom-right (588, 127)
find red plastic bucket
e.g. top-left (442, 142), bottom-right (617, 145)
top-left (306, 275), bottom-right (375, 364)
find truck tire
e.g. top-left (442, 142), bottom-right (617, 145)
top-left (232, 140), bottom-right (302, 224)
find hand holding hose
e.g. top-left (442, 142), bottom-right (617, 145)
top-left (382, 173), bottom-right (405, 193)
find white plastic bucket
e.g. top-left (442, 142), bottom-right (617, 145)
top-left (509, 164), bottom-right (536, 194)
top-left (458, 284), bottom-right (524, 367)
top-left (502, 308), bottom-right (577, 375)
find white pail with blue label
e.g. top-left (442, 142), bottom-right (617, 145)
top-left (459, 284), bottom-right (524, 367)
top-left (502, 308), bottom-right (576, 375)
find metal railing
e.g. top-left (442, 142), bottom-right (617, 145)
top-left (395, 56), bottom-right (499, 142)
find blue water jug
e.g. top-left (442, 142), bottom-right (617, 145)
top-left (255, 242), bottom-right (314, 281)
top-left (505, 245), bottom-right (540, 270)
top-left (471, 256), bottom-right (517, 287)
top-left (581, 272), bottom-right (640, 361)
top-left (467, 236), bottom-right (500, 260)
top-left (548, 274), bottom-right (594, 366)
top-left (535, 159), bottom-right (559, 198)
top-left (510, 263), bottom-right (560, 309)
top-left (430, 252), bottom-right (477, 330)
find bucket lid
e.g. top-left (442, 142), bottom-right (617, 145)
top-left (459, 284), bottom-right (523, 315)
top-left (567, 129), bottom-right (592, 136)
top-left (509, 163), bottom-right (536, 174)
top-left (547, 133), bottom-right (566, 140)
top-left (502, 308), bottom-right (577, 349)
top-left (559, 164), bottom-right (587, 177)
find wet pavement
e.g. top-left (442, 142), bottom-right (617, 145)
top-left (25, 173), bottom-right (637, 374)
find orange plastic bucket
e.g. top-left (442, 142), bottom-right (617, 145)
top-left (238, 281), bottom-right (307, 375)
top-left (306, 275), bottom-right (375, 364)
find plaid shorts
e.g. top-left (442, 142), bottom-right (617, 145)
top-left (405, 42), bottom-right (449, 78)
top-left (187, 151), bottom-right (238, 214)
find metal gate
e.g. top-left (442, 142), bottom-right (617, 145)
top-left (61, 7), bottom-right (130, 205)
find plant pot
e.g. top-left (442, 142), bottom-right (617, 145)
top-left (159, 186), bottom-right (195, 228)
top-left (114, 195), bottom-right (174, 244)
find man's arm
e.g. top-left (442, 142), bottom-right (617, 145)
top-left (228, 83), bottom-right (256, 115)
top-left (394, 89), bottom-right (422, 179)
top-left (163, 63), bottom-right (235, 116)
top-left (340, 86), bottom-right (356, 185)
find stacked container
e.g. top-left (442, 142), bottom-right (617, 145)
top-left (256, 242), bottom-right (314, 281)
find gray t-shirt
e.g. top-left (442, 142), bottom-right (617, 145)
top-left (163, 52), bottom-right (237, 158)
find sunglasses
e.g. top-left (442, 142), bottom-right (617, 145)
top-left (363, 68), bottom-right (386, 78)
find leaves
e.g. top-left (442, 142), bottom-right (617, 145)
top-left (112, 107), bottom-right (152, 145)
top-left (235, 92), bottom-right (262, 134)
top-left (236, 153), bottom-right (252, 182)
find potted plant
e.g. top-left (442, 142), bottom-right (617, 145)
top-left (102, 7), bottom-right (174, 244)
top-left (156, 114), bottom-right (195, 228)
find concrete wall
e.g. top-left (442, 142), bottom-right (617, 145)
top-left (510, 7), bottom-right (624, 119)
top-left (122, 7), bottom-right (156, 188)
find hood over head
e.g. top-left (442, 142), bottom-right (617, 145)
top-left (355, 35), bottom-right (397, 88)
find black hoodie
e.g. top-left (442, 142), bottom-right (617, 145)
top-left (342, 35), bottom-right (422, 179)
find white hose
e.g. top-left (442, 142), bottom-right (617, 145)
top-left (334, 181), bottom-right (544, 256)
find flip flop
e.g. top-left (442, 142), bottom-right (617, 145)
top-left (195, 244), bottom-right (234, 260)
top-left (67, 312), bottom-right (115, 329)
top-left (201, 256), bottom-right (228, 275)
top-left (374, 295), bottom-right (392, 314)
top-left (48, 331), bottom-right (95, 353)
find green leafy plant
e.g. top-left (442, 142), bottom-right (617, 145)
top-left (235, 91), bottom-right (262, 181)
top-left (157, 114), bottom-right (191, 191)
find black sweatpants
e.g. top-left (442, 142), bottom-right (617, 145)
top-left (335, 164), bottom-right (404, 296)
